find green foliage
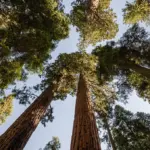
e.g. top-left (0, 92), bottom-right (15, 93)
top-left (0, 61), bottom-right (23, 89)
top-left (123, 0), bottom-right (150, 24)
top-left (93, 24), bottom-right (150, 75)
top-left (70, 0), bottom-right (118, 48)
top-left (12, 86), bottom-right (37, 105)
top-left (0, 0), bottom-right (70, 89)
top-left (0, 95), bottom-right (13, 125)
top-left (119, 24), bottom-right (150, 66)
top-left (40, 137), bottom-right (61, 150)
top-left (112, 105), bottom-right (150, 150)
top-left (128, 73), bottom-right (150, 100)
top-left (92, 44), bottom-right (120, 81)
top-left (98, 0), bottom-right (111, 9)
top-left (15, 52), bottom-right (115, 126)
top-left (96, 105), bottom-right (150, 150)
top-left (92, 25), bottom-right (150, 102)
top-left (41, 52), bottom-right (119, 127)
top-left (12, 52), bottom-right (99, 125)
top-left (41, 105), bottom-right (54, 127)
top-left (93, 83), bottom-right (116, 116)
top-left (41, 52), bottom-right (98, 100)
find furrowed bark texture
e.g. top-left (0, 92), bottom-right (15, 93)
top-left (0, 85), bottom-right (53, 150)
top-left (70, 73), bottom-right (101, 150)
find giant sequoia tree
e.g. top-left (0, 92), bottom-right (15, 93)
top-left (70, 0), bottom-right (118, 48)
top-left (0, 53), bottom-right (70, 150)
top-left (93, 24), bottom-right (150, 102)
top-left (0, 52), bottom-right (114, 149)
top-left (0, 0), bottom-right (69, 90)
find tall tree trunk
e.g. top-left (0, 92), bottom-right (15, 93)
top-left (120, 61), bottom-right (150, 79)
top-left (0, 85), bottom-right (54, 150)
top-left (70, 73), bottom-right (101, 150)
top-left (104, 119), bottom-right (117, 150)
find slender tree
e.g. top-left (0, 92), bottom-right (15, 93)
top-left (104, 119), bottom-right (116, 150)
top-left (96, 111), bottom-right (117, 150)
top-left (96, 104), bottom-right (150, 150)
top-left (95, 89), bottom-right (117, 150)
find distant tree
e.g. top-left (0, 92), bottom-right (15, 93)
top-left (93, 24), bottom-right (150, 102)
top-left (40, 137), bottom-right (60, 150)
top-left (96, 105), bottom-right (150, 150)
top-left (0, 0), bottom-right (69, 89)
top-left (70, 0), bottom-right (118, 49)
top-left (94, 90), bottom-right (116, 150)
top-left (123, 0), bottom-right (150, 24)
top-left (113, 105), bottom-right (150, 150)
top-left (0, 95), bottom-right (13, 125)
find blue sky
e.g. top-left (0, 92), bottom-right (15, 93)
top-left (0, 0), bottom-right (150, 149)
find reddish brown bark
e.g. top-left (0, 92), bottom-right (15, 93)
top-left (70, 73), bottom-right (101, 150)
top-left (0, 85), bottom-right (54, 150)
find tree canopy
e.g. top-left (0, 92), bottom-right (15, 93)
top-left (113, 105), bottom-right (150, 150)
top-left (39, 52), bottom-right (116, 115)
top-left (70, 0), bottom-right (118, 48)
top-left (40, 137), bottom-right (61, 150)
top-left (92, 24), bottom-right (150, 102)
top-left (13, 52), bottom-right (115, 126)
top-left (0, 0), bottom-right (70, 89)
top-left (0, 95), bottom-right (13, 125)
top-left (96, 105), bottom-right (150, 150)
top-left (123, 0), bottom-right (150, 24)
